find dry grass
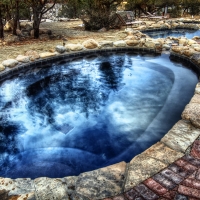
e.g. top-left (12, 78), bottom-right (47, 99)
top-left (0, 20), bottom-right (127, 63)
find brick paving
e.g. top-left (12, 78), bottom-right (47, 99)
top-left (104, 140), bottom-right (200, 200)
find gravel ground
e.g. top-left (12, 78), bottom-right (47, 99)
top-left (0, 20), bottom-right (127, 63)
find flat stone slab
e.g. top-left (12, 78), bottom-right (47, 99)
top-left (124, 154), bottom-right (167, 191)
top-left (189, 94), bottom-right (200, 104)
top-left (182, 103), bottom-right (200, 128)
top-left (0, 178), bottom-right (35, 199)
top-left (161, 120), bottom-right (200, 152)
top-left (76, 162), bottom-right (126, 199)
top-left (142, 142), bottom-right (184, 164)
top-left (34, 176), bottom-right (80, 200)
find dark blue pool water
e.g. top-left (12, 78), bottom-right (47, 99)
top-left (145, 29), bottom-right (200, 39)
top-left (0, 52), bottom-right (198, 178)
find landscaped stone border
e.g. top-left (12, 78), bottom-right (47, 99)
top-left (1, 21), bottom-right (200, 200)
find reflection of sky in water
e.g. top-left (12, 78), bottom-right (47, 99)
top-left (0, 52), bottom-right (198, 178)
top-left (145, 29), bottom-right (200, 39)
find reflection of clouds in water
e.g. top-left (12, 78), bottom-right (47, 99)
top-left (0, 53), bottom-right (198, 178)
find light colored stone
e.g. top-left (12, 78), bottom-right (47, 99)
top-left (65, 43), bottom-right (83, 51)
top-left (142, 142), bottom-right (184, 164)
top-left (194, 47), bottom-right (200, 52)
top-left (190, 94), bottom-right (200, 104)
top-left (55, 45), bottom-right (66, 53)
top-left (195, 83), bottom-right (200, 94)
top-left (99, 41), bottom-right (113, 48)
top-left (82, 39), bottom-right (99, 49)
top-left (161, 120), bottom-right (200, 152)
top-left (0, 63), bottom-right (5, 71)
top-left (171, 46), bottom-right (183, 54)
top-left (144, 41), bottom-right (156, 49)
top-left (125, 39), bottom-right (140, 46)
top-left (113, 40), bottom-right (126, 47)
top-left (124, 154), bottom-right (167, 191)
top-left (34, 177), bottom-right (69, 200)
top-left (188, 39), bottom-right (198, 46)
top-left (178, 38), bottom-right (188, 46)
top-left (2, 59), bottom-right (18, 68)
top-left (182, 49), bottom-right (196, 57)
top-left (182, 103), bottom-right (200, 128)
top-left (76, 162), bottom-right (126, 199)
top-left (16, 55), bottom-right (30, 63)
top-left (162, 44), bottom-right (170, 50)
top-left (39, 52), bottom-right (58, 58)
top-left (25, 50), bottom-right (40, 61)
top-left (0, 178), bottom-right (35, 199)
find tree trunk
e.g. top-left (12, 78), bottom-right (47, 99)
top-left (33, 11), bottom-right (41, 39)
top-left (0, 6), bottom-right (4, 39)
top-left (12, 0), bottom-right (20, 35)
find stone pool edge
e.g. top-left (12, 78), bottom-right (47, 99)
top-left (1, 33), bottom-right (200, 200)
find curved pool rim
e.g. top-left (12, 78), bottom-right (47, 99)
top-left (0, 47), bottom-right (200, 199)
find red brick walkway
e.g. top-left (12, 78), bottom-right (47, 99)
top-left (105, 140), bottom-right (200, 200)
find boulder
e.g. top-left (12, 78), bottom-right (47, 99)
top-left (182, 103), bottom-right (200, 128)
top-left (193, 36), bottom-right (200, 40)
top-left (25, 50), bottom-right (40, 61)
top-left (65, 43), bottom-right (83, 51)
top-left (171, 22), bottom-right (179, 28)
top-left (171, 46), bottom-right (183, 54)
top-left (126, 40), bottom-right (140, 46)
top-left (82, 39), bottom-right (99, 49)
top-left (144, 41), bottom-right (156, 49)
top-left (99, 41), bottom-right (113, 48)
top-left (188, 39), bottom-right (198, 46)
top-left (16, 55), bottom-right (30, 63)
top-left (39, 52), bottom-right (58, 58)
top-left (137, 25), bottom-right (146, 30)
top-left (4, 35), bottom-right (19, 44)
top-left (2, 59), bottom-right (18, 68)
top-left (178, 38), bottom-right (188, 46)
top-left (113, 40), bottom-right (126, 47)
top-left (162, 44), bottom-right (170, 50)
top-left (0, 64), bottom-right (5, 71)
top-left (194, 47), bottom-right (200, 52)
top-left (55, 45), bottom-right (66, 53)
top-left (182, 49), bottom-right (196, 57)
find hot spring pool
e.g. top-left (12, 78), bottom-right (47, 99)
top-left (0, 51), bottom-right (198, 178)
top-left (144, 29), bottom-right (200, 39)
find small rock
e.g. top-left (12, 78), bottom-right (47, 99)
top-left (188, 39), bottom-right (197, 46)
top-left (39, 52), bottom-right (58, 58)
top-left (162, 44), bottom-right (170, 50)
top-left (126, 40), bottom-right (140, 46)
top-left (99, 41), bottom-right (113, 48)
top-left (65, 43), bottom-right (83, 51)
top-left (0, 64), bottom-right (5, 71)
top-left (82, 39), bottom-right (99, 49)
top-left (2, 59), bottom-right (18, 68)
top-left (25, 50), bottom-right (40, 61)
top-left (113, 40), bottom-right (126, 47)
top-left (16, 55), bottom-right (30, 63)
top-left (55, 45), bottom-right (66, 53)
top-left (98, 27), bottom-right (107, 32)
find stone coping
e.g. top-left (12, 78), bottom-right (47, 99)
top-left (1, 29), bottom-right (200, 200)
